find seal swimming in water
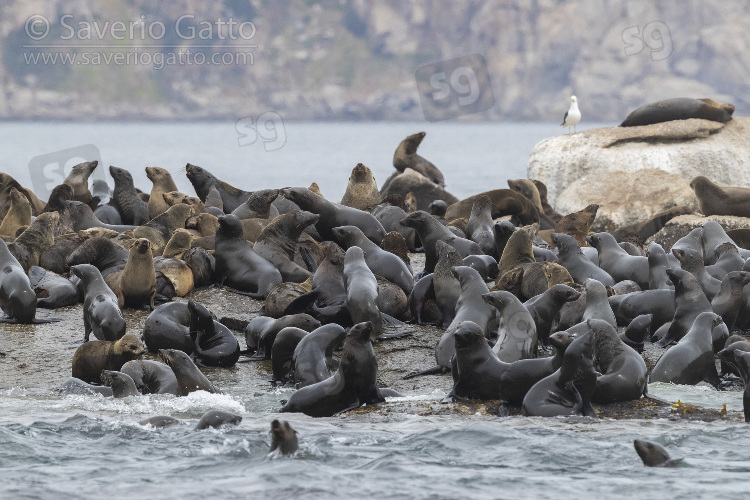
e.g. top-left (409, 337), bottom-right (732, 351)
top-left (633, 440), bottom-right (683, 467)
top-left (194, 410), bottom-right (242, 430)
top-left (270, 420), bottom-right (299, 455)
top-left (341, 163), bottom-right (381, 211)
top-left (70, 264), bottom-right (126, 342)
top-left (71, 334), bottom-right (145, 384)
top-left (214, 214), bottom-right (283, 298)
top-left (188, 300), bottom-right (240, 368)
top-left (392, 132), bottom-right (445, 186)
top-left (620, 97), bottom-right (734, 127)
top-left (281, 321), bottom-right (385, 417)
top-left (158, 348), bottom-right (220, 395)
top-left (120, 359), bottom-right (179, 395)
top-left (100, 370), bottom-right (140, 398)
top-left (522, 329), bottom-right (598, 418)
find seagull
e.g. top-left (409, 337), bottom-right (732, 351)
top-left (561, 95), bottom-right (581, 134)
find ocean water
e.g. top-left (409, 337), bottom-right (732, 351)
top-left (1, 121), bottom-right (748, 499)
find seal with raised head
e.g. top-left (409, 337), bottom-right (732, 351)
top-left (120, 359), bottom-right (179, 395)
top-left (588, 232), bottom-right (648, 289)
top-left (343, 246), bottom-right (383, 340)
top-left (0, 172), bottom-right (46, 218)
top-left (158, 348), bottom-right (220, 395)
top-left (270, 420), bottom-right (298, 454)
top-left (507, 179), bottom-right (556, 229)
top-left (552, 233), bottom-right (615, 286)
top-left (552, 204), bottom-right (598, 247)
top-left (188, 300), bottom-right (240, 368)
top-left (496, 224), bottom-right (538, 278)
top-left (71, 334), bottom-right (145, 384)
top-left (145, 166), bottom-right (179, 219)
top-left (647, 242), bottom-right (673, 290)
top-left (194, 410), bottom-right (242, 430)
top-left (105, 238), bottom-right (156, 309)
top-left (341, 163), bottom-right (381, 211)
top-left (524, 284), bottom-right (581, 344)
top-left (522, 329), bottom-right (598, 417)
top-left (392, 132), bottom-right (445, 186)
top-left (8, 212), bottom-right (59, 272)
top-left (587, 319), bottom-right (647, 403)
top-left (101, 370), bottom-right (139, 398)
top-left (482, 290), bottom-right (537, 363)
top-left (185, 163), bottom-right (252, 213)
top-left (253, 210), bottom-right (320, 283)
top-left (281, 187), bottom-right (386, 245)
top-left (214, 214), bottom-right (282, 298)
top-left (0, 187), bottom-right (32, 237)
top-left (432, 240), bottom-right (463, 328)
top-left (444, 321), bottom-right (509, 402)
top-left (650, 312), bottom-right (722, 387)
top-left (582, 279), bottom-right (616, 326)
top-left (672, 247), bottom-right (721, 301)
top-left (71, 264), bottom-right (126, 342)
top-left (621, 97), bottom-right (734, 127)
top-left (400, 210), bottom-right (481, 274)
top-left (109, 165), bottom-right (150, 225)
top-left (231, 189), bottom-right (280, 220)
top-left (531, 179), bottom-right (563, 223)
top-left (653, 269), bottom-right (713, 347)
top-left (281, 321), bottom-right (384, 417)
top-left (333, 225), bottom-right (414, 295)
top-left (63, 160), bottom-right (98, 204)
top-left (633, 440), bottom-right (683, 467)
top-left (465, 194), bottom-right (495, 255)
top-left (711, 271), bottom-right (750, 329)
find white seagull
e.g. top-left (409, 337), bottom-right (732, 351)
top-left (561, 95), bottom-right (581, 134)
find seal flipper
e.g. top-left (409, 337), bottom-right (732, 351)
top-left (703, 364), bottom-right (722, 389)
top-left (284, 289), bottom-right (322, 315)
top-left (299, 246), bottom-right (318, 273)
top-left (0, 317), bottom-right (62, 324)
top-left (403, 365), bottom-right (444, 379)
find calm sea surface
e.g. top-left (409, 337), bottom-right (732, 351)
top-left (1, 121), bottom-right (748, 500)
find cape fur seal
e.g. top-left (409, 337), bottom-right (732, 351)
top-left (63, 161), bottom-right (98, 204)
top-left (105, 238), bottom-right (156, 309)
top-left (341, 163), bottom-right (381, 211)
top-left (270, 420), bottom-right (298, 455)
top-left (690, 176), bottom-right (750, 218)
top-left (71, 334), bottom-right (145, 384)
top-left (145, 167), bottom-right (179, 219)
top-left (185, 163), bottom-right (252, 213)
top-left (634, 440), bottom-right (683, 467)
top-left (71, 264), bottom-right (126, 342)
top-left (392, 132), bottom-right (445, 186)
top-left (109, 166), bottom-right (150, 225)
top-left (621, 97), bottom-right (734, 127)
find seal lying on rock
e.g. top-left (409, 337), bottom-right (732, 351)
top-left (620, 98), bottom-right (734, 127)
top-left (690, 176), bottom-right (750, 218)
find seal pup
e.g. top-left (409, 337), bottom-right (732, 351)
top-left (587, 232), bottom-right (648, 289)
top-left (341, 163), bottom-right (380, 211)
top-left (392, 132), bottom-right (445, 186)
top-left (292, 323), bottom-right (347, 388)
top-left (270, 420), bottom-right (298, 455)
top-left (524, 284), bottom-right (581, 344)
top-left (482, 290), bottom-right (537, 363)
top-left (633, 440), bottom-right (683, 467)
top-left (158, 348), bottom-right (220, 395)
top-left (281, 321), bottom-right (385, 417)
top-left (121, 359), bottom-right (179, 395)
top-left (650, 312), bottom-right (722, 387)
top-left (231, 189), bottom-right (280, 220)
top-left (194, 410), bottom-right (242, 430)
top-left (63, 160), bottom-right (98, 204)
top-left (253, 210), bottom-right (320, 283)
top-left (444, 321), bottom-right (510, 402)
top-left (621, 97), bottom-right (734, 127)
top-left (105, 238), bottom-right (156, 309)
top-left (188, 300), bottom-right (240, 368)
top-left (71, 334), bottom-right (145, 384)
top-left (280, 187), bottom-right (386, 245)
top-left (185, 163), bottom-right (252, 213)
top-left (214, 215), bottom-right (282, 298)
top-left (71, 264), bottom-right (126, 342)
top-left (561, 95), bottom-right (581, 133)
top-left (587, 319), bottom-right (647, 403)
top-left (100, 370), bottom-right (140, 398)
top-left (109, 166), bottom-right (150, 225)
top-left (333, 225), bottom-right (414, 295)
top-left (465, 194), bottom-right (495, 255)
top-left (654, 269), bottom-right (712, 347)
top-left (552, 233), bottom-right (615, 286)
top-left (400, 210), bottom-right (482, 274)
top-left (522, 330), bottom-right (597, 417)
top-left (0, 188), bottom-right (32, 237)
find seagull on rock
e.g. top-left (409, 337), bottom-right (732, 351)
top-left (561, 95), bottom-right (581, 134)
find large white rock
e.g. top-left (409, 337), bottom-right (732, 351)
top-left (527, 117), bottom-right (750, 207)
top-left (555, 169), bottom-right (698, 232)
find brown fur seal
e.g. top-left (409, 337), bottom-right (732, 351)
top-left (690, 176), bottom-right (750, 217)
top-left (379, 169), bottom-right (457, 211)
top-left (162, 229), bottom-right (193, 259)
top-left (253, 210), bottom-right (320, 283)
top-left (146, 167), bottom-right (179, 219)
top-left (465, 194), bottom-right (495, 255)
top-left (163, 191), bottom-right (202, 210)
top-left (497, 224), bottom-right (538, 278)
top-left (507, 179), bottom-right (555, 229)
top-left (41, 184), bottom-right (74, 215)
top-left (531, 179), bottom-right (563, 223)
top-left (341, 163), bottom-right (381, 211)
top-left (445, 189), bottom-right (539, 226)
top-left (63, 161), bottom-right (98, 204)
top-left (231, 189), bottom-right (280, 220)
top-left (8, 212), bottom-right (58, 272)
top-left (70, 264), bottom-right (126, 342)
top-left (105, 238), bottom-right (156, 309)
top-left (633, 440), bottom-right (683, 467)
top-left (270, 420), bottom-right (298, 455)
top-left (551, 204), bottom-right (598, 247)
top-left (381, 231), bottom-right (411, 269)
top-left (66, 237), bottom-right (129, 277)
top-left (134, 203), bottom-right (193, 248)
top-left (0, 188), bottom-right (32, 237)
top-left (205, 185), bottom-right (224, 215)
top-left (185, 163), bottom-right (251, 213)
top-left (392, 132), bottom-right (445, 186)
top-left (188, 213), bottom-right (220, 237)
top-left (0, 173), bottom-right (45, 218)
top-left (154, 257), bottom-right (194, 297)
top-left (71, 334), bottom-right (145, 384)
top-left (620, 97), bottom-right (734, 127)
